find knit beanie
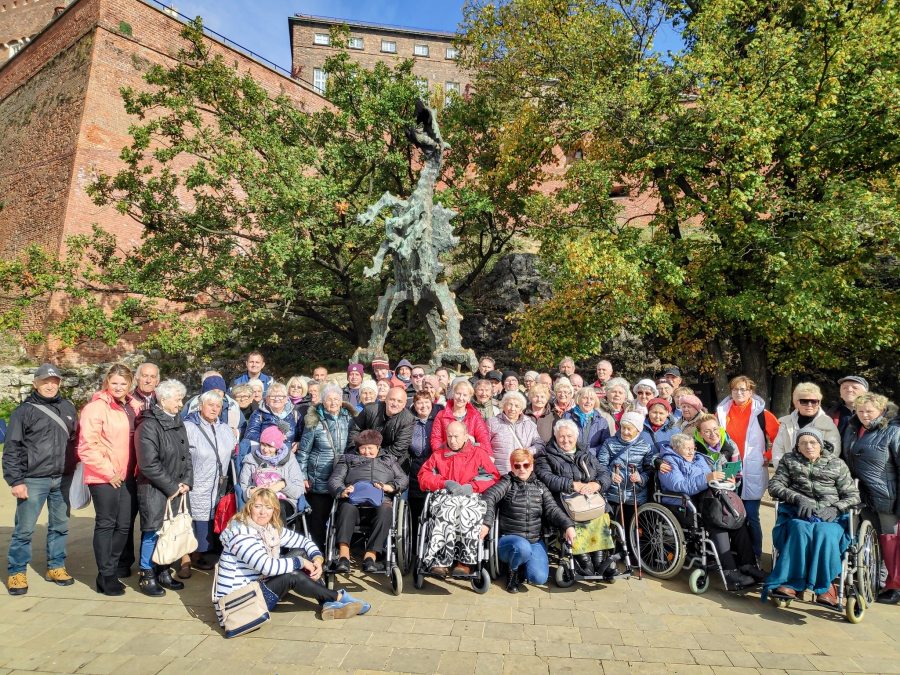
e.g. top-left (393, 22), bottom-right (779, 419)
top-left (372, 357), bottom-right (390, 368)
top-left (620, 411), bottom-right (645, 432)
top-left (260, 426), bottom-right (285, 448)
top-left (796, 427), bottom-right (824, 447)
top-left (647, 397), bottom-right (672, 413)
top-left (347, 363), bottom-right (364, 376)
top-left (679, 395), bottom-right (705, 411)
top-left (201, 375), bottom-right (227, 393)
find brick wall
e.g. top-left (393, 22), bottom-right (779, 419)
top-left (0, 0), bottom-right (66, 64)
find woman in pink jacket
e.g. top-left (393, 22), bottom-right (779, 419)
top-left (430, 380), bottom-right (491, 452)
top-left (77, 364), bottom-right (143, 596)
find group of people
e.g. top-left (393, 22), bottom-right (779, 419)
top-left (4, 350), bottom-right (899, 630)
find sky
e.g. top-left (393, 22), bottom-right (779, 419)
top-left (170, 0), bottom-right (684, 72)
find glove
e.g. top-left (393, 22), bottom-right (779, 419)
top-left (443, 480), bottom-right (461, 493)
top-left (457, 484), bottom-right (473, 496)
top-left (814, 506), bottom-right (839, 523)
top-left (795, 497), bottom-right (816, 519)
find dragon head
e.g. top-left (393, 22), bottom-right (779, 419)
top-left (405, 100), bottom-right (450, 157)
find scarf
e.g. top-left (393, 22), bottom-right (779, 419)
top-left (289, 395), bottom-right (304, 405)
top-left (246, 520), bottom-right (281, 560)
top-left (571, 405), bottom-right (593, 429)
top-left (252, 441), bottom-right (291, 467)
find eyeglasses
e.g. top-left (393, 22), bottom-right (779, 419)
top-left (268, 395), bottom-right (286, 401)
top-left (412, 373), bottom-right (425, 379)
top-left (513, 462), bottom-right (531, 470)
top-left (731, 387), bottom-right (750, 394)
top-left (700, 428), bottom-right (718, 436)
top-left (798, 399), bottom-right (820, 406)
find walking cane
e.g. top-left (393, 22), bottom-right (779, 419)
top-left (614, 466), bottom-right (627, 533)
top-left (628, 463), bottom-right (643, 579)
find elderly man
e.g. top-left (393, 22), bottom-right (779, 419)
top-left (4, 365), bottom-right (79, 595)
top-left (570, 373), bottom-right (585, 390)
top-left (827, 376), bottom-right (868, 436)
top-left (132, 363), bottom-right (160, 411)
top-left (559, 357), bottom-right (577, 377)
top-left (663, 366), bottom-right (683, 390)
top-left (230, 351), bottom-right (273, 394)
top-left (538, 373), bottom-right (553, 390)
top-left (593, 360), bottom-right (614, 394)
top-left (348, 387), bottom-right (415, 469)
top-left (343, 364), bottom-right (365, 412)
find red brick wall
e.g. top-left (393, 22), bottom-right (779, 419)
top-left (0, 0), bottom-right (65, 64)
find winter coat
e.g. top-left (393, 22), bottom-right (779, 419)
top-left (481, 473), bottom-right (574, 544)
top-left (535, 440), bottom-right (612, 512)
top-left (525, 405), bottom-right (555, 444)
top-left (771, 409), bottom-right (842, 468)
top-left (562, 407), bottom-right (611, 460)
top-left (342, 385), bottom-right (363, 412)
top-left (657, 445), bottom-right (713, 506)
top-left (827, 401), bottom-right (855, 437)
top-left (417, 440), bottom-right (500, 494)
top-left (297, 402), bottom-right (357, 494)
top-left (596, 432), bottom-right (654, 506)
top-left (430, 403), bottom-right (492, 453)
top-left (347, 401), bottom-right (416, 470)
top-left (77, 391), bottom-right (143, 485)
top-left (2, 391), bottom-right (78, 487)
top-left (135, 405), bottom-right (194, 532)
top-left (184, 413), bottom-right (237, 521)
top-left (229, 371), bottom-right (273, 393)
top-left (238, 446), bottom-right (306, 503)
top-left (842, 409), bottom-right (900, 516)
top-left (472, 399), bottom-right (500, 422)
top-left (768, 445), bottom-right (859, 513)
top-left (327, 451), bottom-right (409, 499)
top-left (717, 395), bottom-right (776, 500)
top-left (182, 393), bottom-right (243, 431)
top-left (487, 413), bottom-right (545, 475)
top-left (244, 400), bottom-right (304, 446)
top-left (597, 397), bottom-right (634, 433)
top-left (409, 406), bottom-right (441, 498)
top-left (639, 417), bottom-right (678, 456)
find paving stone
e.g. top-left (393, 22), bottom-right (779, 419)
top-left (385, 647), bottom-right (445, 673)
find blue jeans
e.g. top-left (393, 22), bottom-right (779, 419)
top-left (140, 532), bottom-right (159, 571)
top-left (743, 499), bottom-right (762, 560)
top-left (498, 535), bottom-right (549, 585)
top-left (8, 475), bottom-right (72, 574)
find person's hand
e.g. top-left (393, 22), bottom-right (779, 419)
top-left (581, 482), bottom-right (600, 495)
top-left (564, 527), bottom-right (576, 544)
top-left (706, 471), bottom-right (725, 484)
top-left (796, 496), bottom-right (817, 519)
top-left (10, 484), bottom-right (28, 500)
top-left (178, 483), bottom-right (190, 494)
top-left (271, 480), bottom-right (286, 492)
top-left (659, 462), bottom-right (673, 474)
top-left (443, 480), bottom-right (461, 493)
top-left (612, 473), bottom-right (623, 484)
top-left (341, 485), bottom-right (354, 498)
top-left (479, 524), bottom-right (490, 540)
top-left (814, 506), bottom-right (839, 522)
top-left (304, 480), bottom-right (311, 490)
top-left (291, 442), bottom-right (299, 454)
top-left (376, 482), bottom-right (395, 494)
top-left (305, 558), bottom-right (323, 581)
top-left (629, 471), bottom-right (642, 484)
top-left (109, 474), bottom-right (124, 488)
top-left (573, 481), bottom-right (585, 492)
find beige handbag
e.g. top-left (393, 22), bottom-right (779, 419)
top-left (152, 494), bottom-right (199, 565)
top-left (213, 566), bottom-right (271, 638)
top-left (561, 491), bottom-right (607, 522)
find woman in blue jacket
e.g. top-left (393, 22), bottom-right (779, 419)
top-left (639, 398), bottom-right (678, 457)
top-left (596, 411), bottom-right (654, 532)
top-left (562, 387), bottom-right (611, 459)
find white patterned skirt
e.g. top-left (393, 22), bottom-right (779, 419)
top-left (422, 491), bottom-right (487, 568)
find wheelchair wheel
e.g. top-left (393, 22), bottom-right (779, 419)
top-left (396, 499), bottom-right (413, 576)
top-left (631, 503), bottom-right (686, 579)
top-left (688, 568), bottom-right (710, 595)
top-left (555, 564), bottom-right (575, 588)
top-left (471, 568), bottom-right (491, 594)
top-left (390, 566), bottom-right (403, 596)
top-left (846, 593), bottom-right (865, 624)
top-left (857, 519), bottom-right (880, 607)
top-left (413, 563), bottom-right (425, 590)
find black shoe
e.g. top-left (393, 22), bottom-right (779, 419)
top-left (335, 557), bottom-right (351, 573)
top-left (740, 564), bottom-right (769, 583)
top-left (156, 565), bottom-right (184, 591)
top-left (877, 589), bottom-right (900, 605)
top-left (591, 550), bottom-right (605, 572)
top-left (724, 570), bottom-right (755, 591)
top-left (95, 573), bottom-right (126, 596)
top-left (115, 567), bottom-right (132, 579)
top-left (139, 569), bottom-right (165, 597)
top-left (362, 559), bottom-right (383, 573)
top-left (574, 554), bottom-right (594, 577)
top-left (506, 567), bottom-right (520, 594)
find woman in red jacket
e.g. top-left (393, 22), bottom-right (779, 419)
top-left (418, 421), bottom-right (500, 576)
top-left (430, 380), bottom-right (491, 451)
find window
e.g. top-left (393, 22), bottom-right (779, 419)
top-left (445, 82), bottom-right (460, 94)
top-left (313, 68), bottom-right (327, 94)
top-left (314, 33), bottom-right (330, 46)
top-left (446, 47), bottom-right (459, 59)
top-left (416, 78), bottom-right (429, 95)
top-left (348, 36), bottom-right (364, 49)
top-left (414, 44), bottom-right (429, 57)
top-left (9, 40), bottom-right (24, 58)
top-left (381, 40), bottom-right (396, 53)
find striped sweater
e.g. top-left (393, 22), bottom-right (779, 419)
top-left (213, 521), bottom-right (323, 625)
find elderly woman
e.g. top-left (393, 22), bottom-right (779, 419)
top-left (526, 383), bottom-right (555, 444)
top-left (771, 382), bottom-right (841, 468)
top-left (298, 385), bottom-right (358, 548)
top-left (418, 421), bottom-right (500, 576)
top-left (431, 380), bottom-right (491, 451)
top-left (536, 419), bottom-right (614, 579)
top-left (134, 379), bottom-right (193, 597)
top-left (675, 394), bottom-right (705, 431)
top-left (239, 426), bottom-right (305, 522)
top-left (287, 376), bottom-right (309, 407)
top-left (765, 428), bottom-right (860, 605)
top-left (562, 387), bottom-right (611, 460)
top-left (488, 391), bottom-right (545, 475)
top-left (232, 384), bottom-right (256, 440)
top-left (659, 434), bottom-right (766, 590)
top-left (182, 390), bottom-right (237, 578)
top-left (359, 380), bottom-right (378, 407)
top-left (375, 378), bottom-right (391, 402)
top-left (502, 371), bottom-right (521, 393)
top-left (524, 371), bottom-right (539, 393)
top-left (327, 430), bottom-right (409, 573)
top-left (597, 412), bottom-right (653, 535)
top-left (78, 363), bottom-right (143, 595)
top-left (245, 382), bottom-right (303, 451)
top-left (215, 488), bottom-right (369, 627)
top-left (248, 378), bottom-right (265, 404)
top-left (640, 398), bottom-right (678, 455)
top-left (472, 379), bottom-right (499, 421)
top-left (656, 379), bottom-right (675, 407)
top-left (598, 378), bottom-right (633, 432)
top-left (632, 379), bottom-right (658, 415)
top-left (409, 391), bottom-right (441, 543)
top-left (842, 392), bottom-right (900, 603)
top-left (482, 448), bottom-right (576, 592)
top-left (552, 378), bottom-right (576, 419)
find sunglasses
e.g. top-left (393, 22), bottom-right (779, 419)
top-left (798, 399), bottom-right (820, 405)
top-left (513, 462), bottom-right (532, 470)
top-left (412, 373), bottom-right (425, 378)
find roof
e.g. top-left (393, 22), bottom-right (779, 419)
top-left (290, 14), bottom-right (457, 39)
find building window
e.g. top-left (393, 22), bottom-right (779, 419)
top-left (446, 47), bottom-right (459, 59)
top-left (414, 44), bottom-right (429, 57)
top-left (416, 78), bottom-right (429, 95)
top-left (314, 33), bottom-right (330, 46)
top-left (381, 40), bottom-right (397, 53)
top-left (445, 82), bottom-right (460, 94)
top-left (313, 68), bottom-right (327, 94)
top-left (9, 40), bottom-right (24, 58)
top-left (348, 36), bottom-right (364, 49)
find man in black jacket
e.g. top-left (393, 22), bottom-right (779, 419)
top-left (347, 387), bottom-right (415, 470)
top-left (3, 364), bottom-right (79, 595)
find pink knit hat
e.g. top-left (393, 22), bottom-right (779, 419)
top-left (260, 426), bottom-right (285, 448)
top-left (679, 395), bottom-right (705, 412)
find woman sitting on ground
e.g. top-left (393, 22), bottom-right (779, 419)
top-left (214, 488), bottom-right (369, 624)
top-left (481, 448), bottom-right (576, 593)
top-left (764, 428), bottom-right (860, 606)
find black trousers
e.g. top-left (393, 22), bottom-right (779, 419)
top-left (305, 492), bottom-right (334, 550)
top-left (263, 548), bottom-right (337, 604)
top-left (408, 495), bottom-right (427, 548)
top-left (335, 501), bottom-right (393, 553)
top-left (89, 479), bottom-right (138, 576)
top-left (665, 503), bottom-right (755, 570)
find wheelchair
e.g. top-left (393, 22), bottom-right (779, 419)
top-left (412, 491), bottom-right (497, 593)
top-left (323, 493), bottom-right (412, 595)
top-left (553, 515), bottom-right (634, 587)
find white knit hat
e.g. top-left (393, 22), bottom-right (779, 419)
top-left (620, 411), bottom-right (646, 432)
top-left (632, 378), bottom-right (658, 396)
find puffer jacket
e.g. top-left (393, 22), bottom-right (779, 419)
top-left (657, 445), bottom-right (713, 506)
top-left (297, 402), bottom-right (357, 494)
top-left (562, 407), bottom-right (611, 460)
top-left (183, 413), bottom-right (237, 521)
top-left (596, 431), bottom-right (654, 505)
top-left (417, 440), bottom-right (500, 494)
top-left (842, 408), bottom-right (900, 515)
top-left (430, 402), bottom-right (492, 452)
top-left (472, 399), bottom-right (499, 422)
top-left (327, 451), bottom-right (409, 499)
top-left (77, 390), bottom-right (142, 484)
top-left (771, 409), bottom-right (842, 468)
top-left (136, 405), bottom-right (193, 532)
top-left (639, 416), bottom-right (678, 456)
top-left (244, 400), bottom-right (304, 445)
top-left (487, 413), bottom-right (545, 475)
top-left (347, 401), bottom-right (416, 470)
top-left (482, 472), bottom-right (574, 543)
top-left (535, 440), bottom-right (612, 512)
top-left (768, 444), bottom-right (860, 513)
top-left (409, 406), bottom-right (441, 498)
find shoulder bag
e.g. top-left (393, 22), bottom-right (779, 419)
top-left (152, 494), bottom-right (199, 565)
top-left (561, 459), bottom-right (606, 521)
top-left (700, 486), bottom-right (747, 530)
top-left (213, 565), bottom-right (273, 638)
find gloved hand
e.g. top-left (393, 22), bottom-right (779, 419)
top-left (813, 506), bottom-right (839, 522)
top-left (443, 480), bottom-right (461, 494)
top-left (456, 484), bottom-right (473, 496)
top-left (795, 496), bottom-right (817, 519)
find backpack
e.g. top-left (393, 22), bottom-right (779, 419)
top-left (700, 487), bottom-right (747, 530)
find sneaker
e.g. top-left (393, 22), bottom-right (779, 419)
top-left (320, 590), bottom-right (365, 620)
top-left (739, 564), bottom-right (769, 583)
top-left (7, 572), bottom-right (27, 596)
top-left (335, 557), bottom-right (351, 573)
top-left (362, 559), bottom-right (383, 573)
top-left (44, 568), bottom-right (75, 586)
top-left (877, 589), bottom-right (900, 605)
top-left (339, 590), bottom-right (371, 615)
top-left (723, 570), bottom-right (755, 591)
top-left (816, 584), bottom-right (839, 607)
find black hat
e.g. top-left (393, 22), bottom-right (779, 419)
top-left (501, 370), bottom-right (519, 383)
top-left (354, 429), bottom-right (383, 447)
top-left (486, 370), bottom-right (503, 383)
top-left (34, 364), bottom-right (62, 380)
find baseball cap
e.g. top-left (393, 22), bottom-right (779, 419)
top-left (34, 364), bottom-right (62, 380)
top-left (663, 367), bottom-right (682, 378)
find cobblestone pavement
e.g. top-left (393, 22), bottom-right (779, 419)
top-left (1, 489), bottom-right (899, 675)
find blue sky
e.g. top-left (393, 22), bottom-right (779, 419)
top-left (172, 0), bottom-right (684, 71)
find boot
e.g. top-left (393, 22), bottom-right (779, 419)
top-left (723, 570), bottom-right (755, 591)
top-left (156, 565), bottom-right (184, 591)
top-left (739, 564), bottom-right (768, 583)
top-left (591, 551), bottom-right (606, 576)
top-left (139, 569), bottom-right (166, 597)
top-left (574, 554), bottom-right (594, 576)
top-left (506, 567), bottom-right (520, 594)
top-left (877, 589), bottom-right (900, 605)
top-left (96, 573), bottom-right (125, 596)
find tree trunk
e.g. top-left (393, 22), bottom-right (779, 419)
top-left (735, 335), bottom-right (769, 404)
top-left (706, 339), bottom-right (731, 402)
top-left (771, 373), bottom-right (793, 417)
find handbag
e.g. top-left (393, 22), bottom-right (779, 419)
top-left (69, 462), bottom-right (92, 510)
top-left (561, 492), bottom-right (607, 522)
top-left (700, 487), bottom-right (747, 530)
top-left (213, 565), bottom-right (272, 638)
top-left (214, 493), bottom-right (238, 534)
top-left (152, 494), bottom-right (199, 565)
top-left (349, 481), bottom-right (385, 507)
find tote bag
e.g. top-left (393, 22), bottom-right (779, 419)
top-left (152, 495), bottom-right (199, 565)
top-left (69, 463), bottom-right (92, 510)
top-left (561, 492), bottom-right (606, 522)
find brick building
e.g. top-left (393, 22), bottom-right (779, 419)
top-left (0, 0), bottom-right (326, 364)
top-left (0, 0), bottom-right (69, 64)
top-left (289, 14), bottom-right (470, 99)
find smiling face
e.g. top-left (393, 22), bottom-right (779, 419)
top-left (414, 396), bottom-right (433, 418)
top-left (246, 354), bottom-right (264, 377)
top-left (360, 388), bottom-right (376, 405)
top-left (475, 381), bottom-right (493, 403)
top-left (698, 420), bottom-right (720, 445)
top-left (620, 422), bottom-right (640, 442)
top-left (530, 390), bottom-right (548, 411)
top-left (289, 381), bottom-right (305, 398)
top-left (794, 394), bottom-right (820, 417)
top-left (596, 362), bottom-right (613, 383)
top-left (512, 456), bottom-right (533, 480)
top-left (385, 388), bottom-right (407, 416)
top-left (555, 425), bottom-right (577, 452)
top-left (503, 396), bottom-right (523, 421)
top-left (577, 389), bottom-right (597, 413)
top-left (312, 367), bottom-right (328, 382)
top-left (648, 404), bottom-right (668, 427)
top-left (267, 390), bottom-right (287, 414)
top-left (308, 383), bottom-right (320, 404)
top-left (323, 390), bottom-right (342, 414)
top-left (635, 388), bottom-right (654, 406)
top-left (160, 392), bottom-right (184, 415)
top-left (675, 438), bottom-right (696, 461)
top-left (396, 366), bottom-right (412, 379)
top-left (250, 497), bottom-right (275, 526)
top-left (555, 386), bottom-right (572, 407)
top-left (606, 385), bottom-right (626, 409)
top-left (453, 384), bottom-right (473, 410)
top-left (478, 359), bottom-right (494, 376)
top-left (411, 368), bottom-right (426, 390)
top-left (136, 365), bottom-right (160, 394)
top-left (107, 374), bottom-right (130, 401)
top-left (656, 382), bottom-right (673, 400)
top-left (731, 381), bottom-right (752, 404)
top-left (251, 384), bottom-right (264, 402)
top-left (504, 376), bottom-right (519, 392)
top-left (260, 441), bottom-right (278, 457)
top-left (348, 370), bottom-right (363, 388)
top-left (376, 380), bottom-right (390, 400)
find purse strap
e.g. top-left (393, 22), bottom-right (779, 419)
top-left (28, 403), bottom-right (73, 436)
top-left (505, 418), bottom-right (524, 449)
top-left (198, 423), bottom-right (227, 486)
